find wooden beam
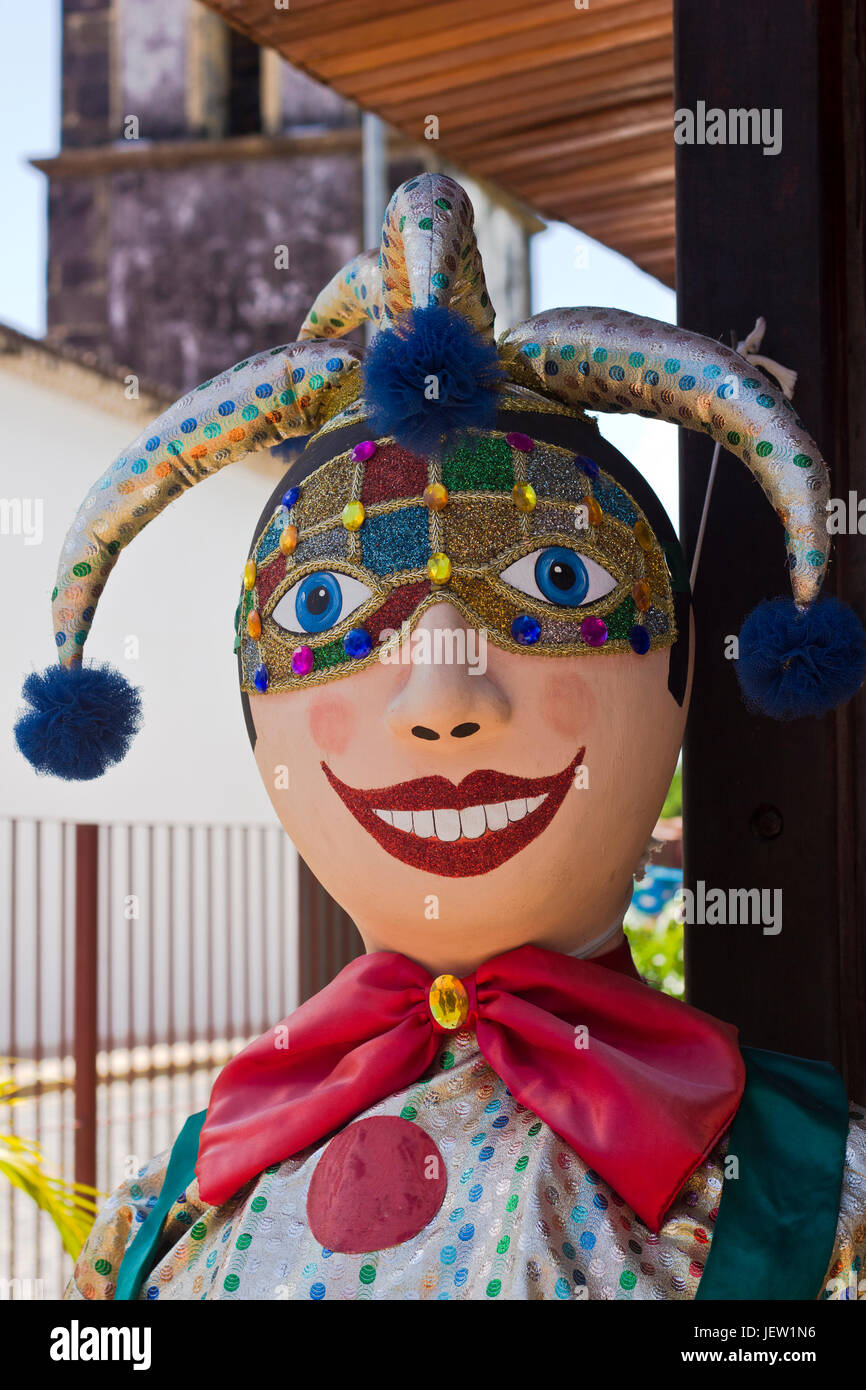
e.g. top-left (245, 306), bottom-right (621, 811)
top-left (675, 0), bottom-right (865, 1096)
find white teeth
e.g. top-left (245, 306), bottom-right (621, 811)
top-left (459, 805), bottom-right (486, 839)
top-left (484, 801), bottom-right (509, 832)
top-left (412, 809), bottom-right (435, 838)
top-left (433, 808), bottom-right (461, 842)
top-left (372, 794), bottom-right (549, 841)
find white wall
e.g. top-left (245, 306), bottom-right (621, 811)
top-left (0, 369), bottom-right (280, 826)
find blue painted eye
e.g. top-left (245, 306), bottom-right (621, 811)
top-left (499, 547), bottom-right (617, 608)
top-left (271, 570), bottom-right (373, 634)
top-left (534, 547), bottom-right (589, 605)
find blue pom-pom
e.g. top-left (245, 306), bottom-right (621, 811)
top-left (362, 306), bottom-right (505, 453)
top-left (736, 596), bottom-right (866, 719)
top-left (14, 663), bottom-right (142, 780)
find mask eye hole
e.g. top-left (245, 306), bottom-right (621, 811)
top-left (271, 570), bottom-right (373, 635)
top-left (499, 546), bottom-right (617, 608)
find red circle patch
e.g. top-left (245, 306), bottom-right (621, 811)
top-left (306, 1116), bottom-right (447, 1254)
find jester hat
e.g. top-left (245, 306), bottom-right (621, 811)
top-left (15, 174), bottom-right (866, 780)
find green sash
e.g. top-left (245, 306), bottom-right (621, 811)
top-left (696, 1046), bottom-right (849, 1300)
top-left (115, 1047), bottom-right (849, 1301)
top-left (115, 1109), bottom-right (206, 1302)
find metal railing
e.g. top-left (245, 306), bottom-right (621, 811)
top-left (1, 816), bottom-right (300, 1299)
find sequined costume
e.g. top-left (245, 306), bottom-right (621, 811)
top-left (65, 1028), bottom-right (866, 1302)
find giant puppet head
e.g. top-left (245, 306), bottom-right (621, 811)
top-left (16, 175), bottom-right (866, 973)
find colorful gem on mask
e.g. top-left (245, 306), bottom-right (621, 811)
top-left (243, 560), bottom-right (256, 591)
top-left (344, 627), bottom-right (372, 659)
top-left (512, 614), bottom-right (541, 645)
top-left (634, 519), bottom-right (655, 551)
top-left (633, 579), bottom-right (652, 611)
top-left (253, 663), bottom-right (269, 692)
top-left (291, 645), bottom-right (314, 676)
top-left (506, 432), bottom-right (534, 453)
top-left (280, 486), bottom-right (299, 511)
top-left (629, 624), bottom-right (651, 655)
top-left (584, 497), bottom-right (603, 527)
top-left (423, 482), bottom-right (449, 511)
top-left (427, 552), bottom-right (452, 585)
top-left (580, 615), bottom-right (608, 647)
top-left (279, 523), bottom-right (299, 556)
top-left (428, 974), bottom-right (469, 1030)
top-left (342, 499), bottom-right (366, 531)
top-left (246, 609), bottom-right (262, 640)
top-left (512, 482), bottom-right (537, 513)
top-left (352, 440), bottom-right (377, 462)
top-left (575, 455), bottom-right (600, 480)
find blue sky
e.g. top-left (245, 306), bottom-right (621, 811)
top-left (0, 2), bottom-right (679, 524)
top-left (0, 3), bottom-right (60, 336)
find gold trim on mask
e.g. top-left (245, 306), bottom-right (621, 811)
top-left (238, 431), bottom-right (676, 693)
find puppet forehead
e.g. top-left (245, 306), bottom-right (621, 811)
top-left (236, 429), bottom-right (678, 693)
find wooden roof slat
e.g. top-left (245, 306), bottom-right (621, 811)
top-left (228, 0), bottom-right (534, 46)
top-left (333, 15), bottom-right (673, 104)
top-left (200, 0), bottom-right (677, 287)
top-left (422, 77), bottom-right (675, 149)
top-left (380, 48), bottom-right (674, 130)
top-left (546, 172), bottom-right (674, 216)
top-left (461, 97), bottom-right (674, 172)
top-left (295, 0), bottom-right (664, 77)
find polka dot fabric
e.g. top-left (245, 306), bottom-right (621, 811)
top-left (51, 341), bottom-right (362, 667)
top-left (65, 1045), bottom-right (866, 1301)
top-left (500, 307), bottom-right (832, 606)
top-left (297, 174), bottom-right (493, 343)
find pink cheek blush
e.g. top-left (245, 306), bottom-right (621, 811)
top-left (307, 695), bottom-right (359, 757)
top-left (539, 671), bottom-right (598, 741)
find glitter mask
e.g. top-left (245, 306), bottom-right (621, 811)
top-left (237, 430), bottom-right (677, 693)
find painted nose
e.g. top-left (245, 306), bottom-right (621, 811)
top-left (385, 603), bottom-right (510, 745)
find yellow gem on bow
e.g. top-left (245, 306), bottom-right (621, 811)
top-left (279, 523), bottom-right (299, 556)
top-left (584, 496), bottom-right (603, 527)
top-left (428, 974), bottom-right (469, 1031)
top-left (427, 552), bottom-right (452, 585)
top-left (246, 609), bottom-right (262, 640)
top-left (342, 499), bottom-right (366, 531)
top-left (512, 482), bottom-right (537, 513)
top-left (633, 579), bottom-right (652, 612)
top-left (634, 519), bottom-right (655, 551)
top-left (423, 482), bottom-right (449, 511)
top-left (243, 560), bottom-right (256, 591)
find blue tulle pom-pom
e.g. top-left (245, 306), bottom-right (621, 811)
top-left (14, 662), bottom-right (142, 780)
top-left (736, 596), bottom-right (866, 719)
top-left (362, 305), bottom-right (505, 453)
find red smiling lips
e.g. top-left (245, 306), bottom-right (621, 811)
top-left (322, 749), bottom-right (585, 877)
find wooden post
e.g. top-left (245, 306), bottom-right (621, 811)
top-left (73, 823), bottom-right (99, 1192)
top-left (675, 0), bottom-right (866, 1097)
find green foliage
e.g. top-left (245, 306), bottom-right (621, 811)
top-left (0, 1067), bottom-right (100, 1258)
top-left (660, 762), bottom-right (682, 819)
top-left (625, 907), bottom-right (684, 998)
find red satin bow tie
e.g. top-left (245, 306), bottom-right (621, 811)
top-left (196, 943), bottom-right (744, 1232)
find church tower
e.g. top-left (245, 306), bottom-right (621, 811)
top-left (39, 0), bottom-right (420, 392)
